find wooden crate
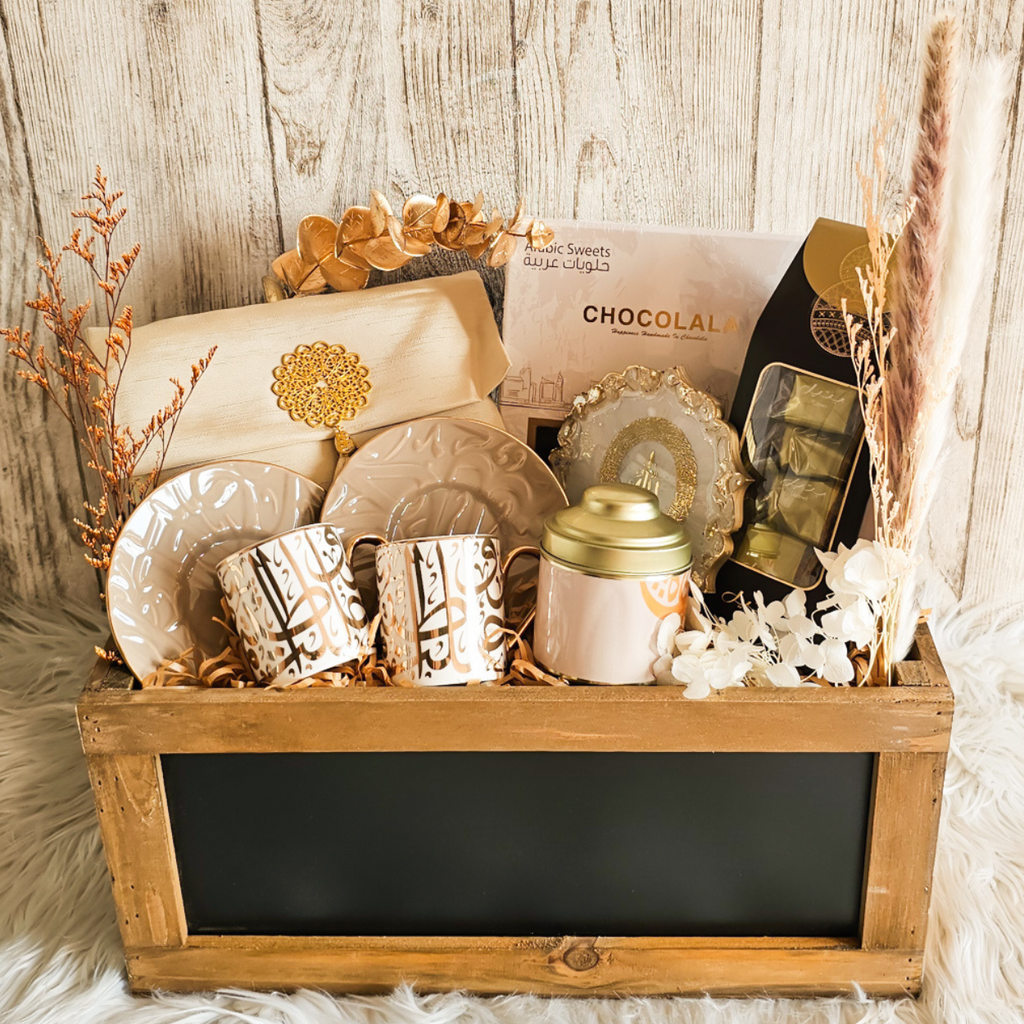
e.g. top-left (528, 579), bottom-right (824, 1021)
top-left (77, 623), bottom-right (952, 998)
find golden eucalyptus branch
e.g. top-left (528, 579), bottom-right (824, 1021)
top-left (265, 190), bottom-right (555, 300)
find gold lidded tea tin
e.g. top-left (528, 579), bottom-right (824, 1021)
top-left (534, 483), bottom-right (692, 684)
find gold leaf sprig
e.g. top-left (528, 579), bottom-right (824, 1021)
top-left (264, 191), bottom-right (555, 301)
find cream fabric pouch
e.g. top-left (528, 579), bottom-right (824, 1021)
top-left (86, 271), bottom-right (509, 487)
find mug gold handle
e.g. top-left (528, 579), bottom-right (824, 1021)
top-left (501, 544), bottom-right (540, 577)
top-left (344, 531), bottom-right (387, 565)
top-left (500, 545), bottom-right (541, 632)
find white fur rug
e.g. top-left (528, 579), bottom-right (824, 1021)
top-left (2, 602), bottom-right (1023, 1024)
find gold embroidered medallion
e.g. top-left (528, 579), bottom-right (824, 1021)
top-left (271, 341), bottom-right (371, 429)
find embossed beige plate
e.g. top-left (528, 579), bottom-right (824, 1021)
top-left (320, 417), bottom-right (567, 554)
top-left (550, 365), bottom-right (750, 591)
top-left (107, 461), bottom-right (324, 681)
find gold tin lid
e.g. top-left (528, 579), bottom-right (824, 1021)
top-left (541, 483), bottom-right (692, 579)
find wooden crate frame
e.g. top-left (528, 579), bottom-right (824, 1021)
top-left (77, 622), bottom-right (951, 998)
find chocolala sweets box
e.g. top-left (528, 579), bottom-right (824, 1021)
top-left (498, 220), bottom-right (801, 460)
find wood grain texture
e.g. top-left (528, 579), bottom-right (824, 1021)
top-left (911, 620), bottom-right (949, 687)
top-left (78, 633), bottom-right (949, 996)
top-left (77, 674), bottom-right (953, 756)
top-left (372, 0), bottom-right (518, 316)
top-left (258, 0), bottom-right (388, 242)
top-left (513, 0), bottom-right (762, 227)
top-left (0, 11), bottom-right (95, 604)
top-left (85, 754), bottom-right (186, 949)
top-left (3, 0), bottom-right (282, 326)
top-left (961, 3), bottom-right (1024, 613)
top-left (382, 0), bottom-right (517, 202)
top-left (754, 0), bottom-right (918, 231)
top-left (0, 0), bottom-right (282, 603)
top-left (126, 937), bottom-right (922, 997)
top-left (861, 750), bottom-right (947, 950)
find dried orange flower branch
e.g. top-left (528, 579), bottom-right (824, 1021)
top-left (4, 168), bottom-right (216, 574)
top-left (265, 190), bottom-right (555, 300)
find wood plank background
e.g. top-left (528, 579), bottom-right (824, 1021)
top-left (1, 0), bottom-right (1021, 617)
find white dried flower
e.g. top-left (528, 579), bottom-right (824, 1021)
top-left (802, 637), bottom-right (855, 684)
top-left (652, 653), bottom-right (675, 686)
top-left (841, 544), bottom-right (891, 603)
top-left (652, 541), bottom-right (903, 697)
top-left (728, 605), bottom-right (776, 650)
top-left (778, 631), bottom-right (816, 666)
top-left (780, 590), bottom-right (817, 639)
top-left (820, 597), bottom-right (876, 648)
top-left (656, 613), bottom-right (682, 656)
top-left (765, 661), bottom-right (802, 687)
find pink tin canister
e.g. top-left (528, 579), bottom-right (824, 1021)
top-left (534, 483), bottom-right (692, 684)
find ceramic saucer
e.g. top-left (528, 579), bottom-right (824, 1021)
top-left (320, 418), bottom-right (567, 605)
top-left (107, 461), bottom-right (323, 681)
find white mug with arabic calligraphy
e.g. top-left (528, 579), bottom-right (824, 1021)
top-left (347, 533), bottom-right (536, 686)
top-left (217, 523), bottom-right (369, 686)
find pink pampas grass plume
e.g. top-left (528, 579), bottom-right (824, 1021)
top-left (888, 13), bottom-right (959, 530)
top-left (894, 54), bottom-right (1011, 659)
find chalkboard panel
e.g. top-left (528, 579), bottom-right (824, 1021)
top-left (161, 751), bottom-right (873, 937)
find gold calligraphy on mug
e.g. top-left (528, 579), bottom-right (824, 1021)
top-left (217, 523), bottom-right (369, 686)
top-left (348, 533), bottom-right (536, 686)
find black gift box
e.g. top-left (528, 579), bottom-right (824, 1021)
top-left (708, 218), bottom-right (873, 616)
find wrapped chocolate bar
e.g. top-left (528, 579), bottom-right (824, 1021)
top-left (782, 373), bottom-right (860, 436)
top-left (732, 524), bottom-right (820, 590)
top-left (777, 425), bottom-right (853, 481)
top-left (766, 472), bottom-right (843, 546)
top-left (744, 416), bottom-right (782, 469)
top-left (742, 456), bottom-right (780, 525)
